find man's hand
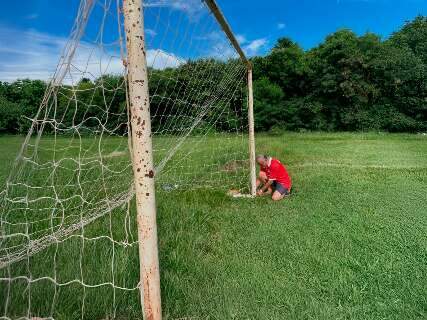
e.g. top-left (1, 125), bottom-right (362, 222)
top-left (257, 180), bottom-right (273, 196)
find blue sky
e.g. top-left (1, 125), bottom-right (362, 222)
top-left (0, 0), bottom-right (425, 82)
top-left (222, 0), bottom-right (427, 51)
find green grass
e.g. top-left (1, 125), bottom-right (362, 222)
top-left (1, 132), bottom-right (427, 319)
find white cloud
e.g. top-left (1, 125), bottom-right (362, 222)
top-left (193, 31), bottom-right (236, 60)
top-left (194, 31), bottom-right (268, 59)
top-left (0, 26), bottom-right (184, 84)
top-left (277, 23), bottom-right (286, 30)
top-left (194, 30), bottom-right (222, 42)
top-left (144, 0), bottom-right (204, 18)
top-left (145, 28), bottom-right (157, 37)
top-left (236, 34), bottom-right (247, 45)
top-left (147, 49), bottom-right (185, 69)
top-left (0, 27), bottom-right (125, 85)
top-left (0, 27), bottom-right (66, 82)
top-left (0, 24), bottom-right (265, 84)
top-left (243, 38), bottom-right (268, 56)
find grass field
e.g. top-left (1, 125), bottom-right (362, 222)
top-left (1, 132), bottom-right (427, 319)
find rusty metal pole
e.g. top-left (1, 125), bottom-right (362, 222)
top-left (123, 0), bottom-right (162, 319)
top-left (247, 67), bottom-right (257, 196)
top-left (204, 0), bottom-right (256, 196)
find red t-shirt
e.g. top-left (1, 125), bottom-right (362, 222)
top-left (262, 158), bottom-right (292, 190)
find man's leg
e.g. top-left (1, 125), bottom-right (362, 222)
top-left (272, 191), bottom-right (285, 201)
top-left (271, 183), bottom-right (289, 201)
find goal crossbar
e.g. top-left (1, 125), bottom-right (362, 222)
top-left (204, 0), bottom-right (251, 69)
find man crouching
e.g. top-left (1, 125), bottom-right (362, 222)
top-left (256, 154), bottom-right (292, 201)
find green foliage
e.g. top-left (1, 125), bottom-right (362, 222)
top-left (261, 37), bottom-right (308, 97)
top-left (389, 16), bottom-right (427, 64)
top-left (250, 17), bottom-right (427, 133)
top-left (0, 97), bottom-right (21, 133)
top-left (253, 77), bottom-right (285, 131)
top-left (0, 16), bottom-right (426, 134)
top-left (283, 98), bottom-right (329, 131)
top-left (0, 79), bottom-right (47, 134)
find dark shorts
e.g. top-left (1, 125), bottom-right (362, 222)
top-left (272, 181), bottom-right (290, 195)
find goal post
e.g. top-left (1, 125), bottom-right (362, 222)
top-left (123, 0), bottom-right (161, 318)
top-left (247, 67), bottom-right (257, 196)
top-left (204, 0), bottom-right (257, 196)
top-left (124, 0), bottom-right (256, 317)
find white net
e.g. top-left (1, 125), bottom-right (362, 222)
top-left (0, 0), bottom-right (249, 318)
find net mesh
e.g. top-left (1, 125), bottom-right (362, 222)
top-left (0, 0), bottom-right (249, 318)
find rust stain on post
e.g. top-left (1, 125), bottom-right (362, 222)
top-left (123, 0), bottom-right (162, 319)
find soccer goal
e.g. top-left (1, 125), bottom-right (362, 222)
top-left (0, 0), bottom-right (255, 319)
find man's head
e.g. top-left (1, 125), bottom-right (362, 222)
top-left (256, 154), bottom-right (269, 167)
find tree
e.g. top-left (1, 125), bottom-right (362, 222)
top-left (0, 97), bottom-right (21, 133)
top-left (0, 16), bottom-right (426, 134)
top-left (253, 77), bottom-right (285, 131)
top-left (371, 44), bottom-right (426, 131)
top-left (389, 16), bottom-right (427, 65)
top-left (263, 38), bottom-right (308, 97)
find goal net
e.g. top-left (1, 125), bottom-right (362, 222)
top-left (0, 0), bottom-right (251, 319)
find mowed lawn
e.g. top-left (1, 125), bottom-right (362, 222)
top-left (1, 133), bottom-right (427, 320)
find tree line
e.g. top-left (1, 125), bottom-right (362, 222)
top-left (0, 16), bottom-right (425, 134)
top-left (251, 16), bottom-right (426, 132)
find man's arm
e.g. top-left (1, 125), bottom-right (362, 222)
top-left (257, 179), bottom-right (273, 195)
